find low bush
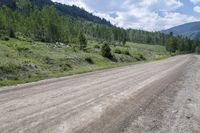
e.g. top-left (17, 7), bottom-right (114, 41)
top-left (139, 54), bottom-right (146, 60)
top-left (135, 54), bottom-right (146, 61)
top-left (17, 47), bottom-right (30, 52)
top-left (1, 36), bottom-right (9, 41)
top-left (101, 43), bottom-right (112, 59)
top-left (85, 57), bottom-right (94, 64)
top-left (9, 28), bottom-right (16, 38)
top-left (114, 48), bottom-right (122, 54)
top-left (196, 46), bottom-right (200, 54)
top-left (17, 47), bottom-right (32, 56)
top-left (123, 50), bottom-right (131, 56)
top-left (42, 56), bottom-right (55, 64)
top-left (94, 45), bottom-right (100, 49)
top-left (0, 61), bottom-right (38, 80)
top-left (60, 63), bottom-right (72, 71)
top-left (114, 48), bottom-right (131, 56)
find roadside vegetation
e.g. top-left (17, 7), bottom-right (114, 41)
top-left (196, 46), bottom-right (200, 54)
top-left (0, 38), bottom-right (169, 86)
top-left (166, 32), bottom-right (200, 54)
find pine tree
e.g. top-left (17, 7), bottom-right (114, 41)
top-left (196, 46), bottom-right (200, 54)
top-left (122, 37), bottom-right (127, 46)
top-left (78, 31), bottom-right (87, 51)
top-left (101, 43), bottom-right (112, 58)
top-left (16, 0), bottom-right (32, 15)
top-left (9, 28), bottom-right (15, 38)
top-left (166, 37), bottom-right (178, 53)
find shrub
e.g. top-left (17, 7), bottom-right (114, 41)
top-left (0, 64), bottom-right (17, 75)
top-left (196, 46), bottom-right (200, 54)
top-left (78, 31), bottom-right (87, 51)
top-left (101, 43), bottom-right (112, 59)
top-left (114, 48), bottom-right (131, 56)
top-left (17, 47), bottom-right (31, 56)
top-left (94, 45), bottom-right (100, 49)
top-left (21, 61), bottom-right (38, 72)
top-left (9, 28), bottom-right (16, 38)
top-left (123, 50), bottom-right (131, 56)
top-left (42, 56), bottom-right (54, 64)
top-left (60, 63), bottom-right (72, 71)
top-left (139, 54), bottom-right (146, 60)
top-left (135, 54), bottom-right (146, 61)
top-left (85, 57), bottom-right (94, 64)
top-left (114, 48), bottom-right (122, 54)
top-left (1, 36), bottom-right (9, 41)
top-left (17, 47), bottom-right (30, 53)
top-left (135, 56), bottom-right (141, 61)
top-left (0, 61), bottom-right (39, 81)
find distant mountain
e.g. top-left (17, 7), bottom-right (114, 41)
top-left (0, 0), bottom-right (111, 25)
top-left (163, 21), bottom-right (200, 40)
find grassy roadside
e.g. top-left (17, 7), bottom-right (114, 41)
top-left (0, 38), bottom-right (170, 87)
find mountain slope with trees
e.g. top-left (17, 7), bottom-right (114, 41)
top-left (163, 21), bottom-right (200, 40)
top-left (0, 0), bottom-right (111, 25)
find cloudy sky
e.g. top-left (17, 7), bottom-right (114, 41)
top-left (52, 0), bottom-right (200, 31)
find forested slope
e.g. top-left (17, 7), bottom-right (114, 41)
top-left (0, 0), bottom-right (111, 25)
top-left (163, 21), bottom-right (200, 40)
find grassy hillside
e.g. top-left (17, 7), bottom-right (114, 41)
top-left (0, 38), bottom-right (169, 86)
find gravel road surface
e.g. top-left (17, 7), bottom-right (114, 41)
top-left (0, 55), bottom-right (198, 133)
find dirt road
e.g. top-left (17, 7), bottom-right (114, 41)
top-left (0, 55), bottom-right (198, 133)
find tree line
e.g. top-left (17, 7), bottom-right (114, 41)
top-left (0, 0), bottom-right (200, 54)
top-left (166, 32), bottom-right (200, 54)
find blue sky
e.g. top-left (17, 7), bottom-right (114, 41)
top-left (53, 0), bottom-right (200, 31)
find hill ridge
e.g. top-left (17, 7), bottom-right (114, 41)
top-left (163, 21), bottom-right (200, 40)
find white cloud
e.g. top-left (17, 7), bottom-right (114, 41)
top-left (190, 0), bottom-right (200, 4)
top-left (112, 8), bottom-right (197, 31)
top-left (194, 6), bottom-right (200, 13)
top-left (138, 0), bottom-right (183, 11)
top-left (53, 0), bottom-right (198, 31)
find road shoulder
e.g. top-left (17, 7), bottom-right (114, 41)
top-left (124, 55), bottom-right (200, 133)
